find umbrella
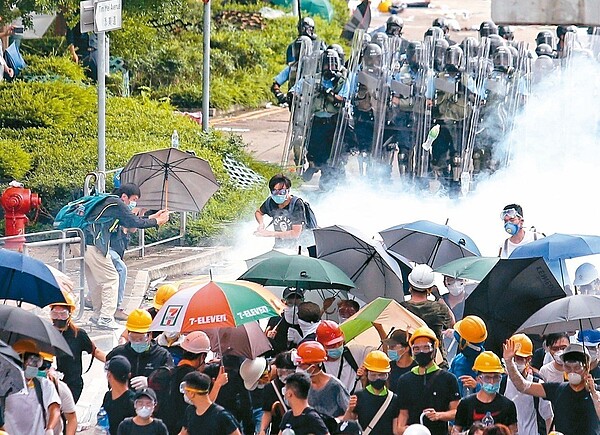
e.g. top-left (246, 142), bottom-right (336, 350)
top-left (272, 0), bottom-right (334, 21)
top-left (510, 233), bottom-right (600, 287)
top-left (0, 249), bottom-right (66, 307)
top-left (149, 280), bottom-right (284, 333)
top-left (238, 255), bottom-right (355, 291)
top-left (380, 220), bottom-right (481, 268)
top-left (340, 297), bottom-right (427, 345)
top-left (314, 225), bottom-right (411, 303)
top-left (434, 257), bottom-right (500, 282)
top-left (120, 147), bottom-right (219, 213)
top-left (516, 295), bottom-right (600, 336)
top-left (0, 352), bottom-right (25, 397)
top-left (464, 257), bottom-right (570, 356)
top-left (204, 322), bottom-right (272, 359)
top-left (0, 305), bottom-right (72, 356)
top-left (245, 250), bottom-right (289, 269)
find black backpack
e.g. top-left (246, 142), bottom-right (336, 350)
top-left (266, 196), bottom-right (318, 229)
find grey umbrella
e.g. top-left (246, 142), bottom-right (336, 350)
top-left (516, 295), bottom-right (600, 336)
top-left (314, 225), bottom-right (412, 303)
top-left (0, 351), bottom-right (25, 397)
top-left (120, 147), bottom-right (219, 212)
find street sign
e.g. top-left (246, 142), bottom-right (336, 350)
top-left (80, 0), bottom-right (95, 33)
top-left (94, 0), bottom-right (122, 32)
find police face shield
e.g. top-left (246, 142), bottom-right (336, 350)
top-left (493, 50), bottom-right (512, 72)
top-left (407, 44), bottom-right (423, 69)
top-left (300, 18), bottom-right (315, 39)
top-left (321, 51), bottom-right (340, 80)
top-left (445, 47), bottom-right (463, 72)
top-left (363, 44), bottom-right (382, 72)
top-left (434, 40), bottom-right (449, 71)
top-left (386, 23), bottom-right (402, 37)
top-left (536, 31), bottom-right (554, 47)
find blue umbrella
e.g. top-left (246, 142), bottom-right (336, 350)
top-left (0, 249), bottom-right (66, 307)
top-left (380, 220), bottom-right (481, 268)
top-left (509, 233), bottom-right (600, 287)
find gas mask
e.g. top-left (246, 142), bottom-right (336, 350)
top-left (504, 221), bottom-right (520, 235)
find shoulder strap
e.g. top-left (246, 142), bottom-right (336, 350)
top-left (32, 377), bottom-right (48, 426)
top-left (271, 380), bottom-right (289, 412)
top-left (499, 375), bottom-right (508, 395)
top-left (340, 347), bottom-right (359, 394)
top-left (363, 392), bottom-right (394, 435)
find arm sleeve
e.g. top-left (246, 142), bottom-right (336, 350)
top-left (112, 201), bottom-right (158, 229)
top-left (541, 382), bottom-right (560, 401)
top-left (219, 410), bottom-right (242, 433)
top-left (259, 199), bottom-right (271, 216)
top-left (57, 381), bottom-right (77, 413)
top-left (453, 399), bottom-right (468, 427)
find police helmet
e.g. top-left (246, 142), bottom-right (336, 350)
top-left (299, 17), bottom-right (315, 39)
top-left (362, 43), bottom-right (383, 70)
top-left (406, 41), bottom-right (423, 67)
top-left (433, 39), bottom-right (449, 71)
top-left (535, 43), bottom-right (554, 58)
top-left (493, 46), bottom-right (512, 71)
top-left (536, 30), bottom-right (553, 47)
top-left (488, 34), bottom-right (506, 57)
top-left (424, 27), bottom-right (444, 40)
top-left (479, 21), bottom-right (498, 37)
top-left (498, 25), bottom-right (514, 41)
top-left (432, 17), bottom-right (449, 33)
top-left (386, 15), bottom-right (404, 36)
top-left (372, 32), bottom-right (388, 49)
top-left (445, 45), bottom-right (463, 72)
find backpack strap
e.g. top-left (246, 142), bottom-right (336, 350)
top-left (340, 347), bottom-right (359, 394)
top-left (499, 375), bottom-right (508, 395)
top-left (271, 380), bottom-right (289, 412)
top-left (32, 377), bottom-right (47, 427)
top-left (363, 391), bottom-right (394, 435)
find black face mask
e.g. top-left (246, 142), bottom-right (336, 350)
top-left (414, 351), bottom-right (434, 367)
top-left (369, 379), bottom-right (386, 390)
top-left (52, 319), bottom-right (68, 330)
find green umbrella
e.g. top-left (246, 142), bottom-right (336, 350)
top-left (244, 249), bottom-right (289, 269)
top-left (239, 255), bottom-right (355, 291)
top-left (271, 0), bottom-right (334, 21)
top-left (434, 257), bottom-right (500, 282)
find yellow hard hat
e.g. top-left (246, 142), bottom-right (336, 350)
top-left (125, 308), bottom-right (153, 333)
top-left (153, 284), bottom-right (178, 310)
top-left (363, 350), bottom-right (391, 373)
top-left (12, 339), bottom-right (40, 355)
top-left (409, 326), bottom-right (439, 347)
top-left (50, 291), bottom-right (77, 312)
top-left (39, 351), bottom-right (54, 362)
top-left (473, 351), bottom-right (505, 374)
top-left (454, 315), bottom-right (488, 344)
top-left (510, 333), bottom-right (533, 357)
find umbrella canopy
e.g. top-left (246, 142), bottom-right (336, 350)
top-left (434, 257), bottom-right (500, 282)
top-left (271, 0), bottom-right (334, 21)
top-left (120, 147), bottom-right (219, 212)
top-left (0, 352), bottom-right (25, 397)
top-left (464, 257), bottom-right (570, 356)
top-left (314, 225), bottom-right (411, 302)
top-left (517, 295), bottom-right (600, 336)
top-left (0, 305), bottom-right (72, 356)
top-left (340, 298), bottom-right (427, 345)
top-left (150, 280), bottom-right (284, 333)
top-left (341, 0), bottom-right (371, 41)
top-left (380, 220), bottom-right (481, 268)
top-left (245, 250), bottom-right (290, 269)
top-left (239, 255), bottom-right (355, 291)
top-left (0, 249), bottom-right (66, 307)
top-left (204, 322), bottom-right (272, 359)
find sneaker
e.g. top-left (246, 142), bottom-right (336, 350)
top-left (114, 309), bottom-right (129, 321)
top-left (89, 316), bottom-right (99, 325)
top-left (96, 317), bottom-right (120, 330)
top-left (84, 298), bottom-right (94, 310)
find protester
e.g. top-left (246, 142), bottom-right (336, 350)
top-left (280, 372), bottom-right (330, 435)
top-left (449, 315), bottom-right (488, 397)
top-left (50, 292), bottom-right (106, 402)
top-left (258, 351), bottom-right (296, 435)
top-left (538, 332), bottom-right (570, 382)
top-left (578, 329), bottom-right (600, 378)
top-left (266, 287), bottom-right (304, 354)
top-left (504, 341), bottom-right (600, 434)
top-left (499, 204), bottom-right (542, 258)
top-left (155, 330), bottom-right (186, 365)
top-left (294, 301), bottom-right (323, 345)
top-left (102, 355), bottom-right (135, 435)
top-left (117, 388), bottom-right (168, 435)
top-left (396, 326), bottom-right (460, 435)
top-left (382, 330), bottom-right (417, 389)
top-left (441, 276), bottom-right (473, 320)
top-left (453, 351), bottom-right (518, 434)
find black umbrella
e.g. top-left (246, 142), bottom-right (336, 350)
top-left (0, 305), bottom-right (72, 356)
top-left (464, 257), bottom-right (570, 356)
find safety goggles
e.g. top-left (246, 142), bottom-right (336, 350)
top-left (128, 332), bottom-right (150, 344)
top-left (277, 368), bottom-right (295, 377)
top-left (411, 343), bottom-right (434, 354)
top-left (271, 188), bottom-right (289, 196)
top-left (134, 398), bottom-right (155, 408)
top-left (25, 354), bottom-right (43, 368)
top-left (367, 372), bottom-right (389, 380)
top-left (179, 381), bottom-right (208, 395)
top-left (500, 208), bottom-right (522, 220)
top-left (563, 361), bottom-right (585, 373)
top-left (50, 308), bottom-right (70, 320)
top-left (479, 374), bottom-right (502, 383)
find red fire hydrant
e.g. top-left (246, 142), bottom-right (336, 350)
top-left (1, 182), bottom-right (41, 251)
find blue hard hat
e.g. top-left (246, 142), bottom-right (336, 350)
top-left (578, 329), bottom-right (600, 346)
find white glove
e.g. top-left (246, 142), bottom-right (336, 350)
top-left (130, 375), bottom-right (148, 390)
top-left (287, 328), bottom-right (303, 344)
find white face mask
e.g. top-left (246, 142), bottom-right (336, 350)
top-left (567, 372), bottom-right (582, 385)
top-left (135, 406), bottom-right (153, 418)
top-left (516, 363), bottom-right (527, 373)
top-left (447, 281), bottom-right (465, 296)
top-left (298, 319), bottom-right (316, 335)
top-left (552, 350), bottom-right (564, 365)
top-left (283, 306), bottom-right (299, 325)
top-left (183, 394), bottom-right (194, 405)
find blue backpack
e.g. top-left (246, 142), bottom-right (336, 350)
top-left (54, 194), bottom-right (116, 231)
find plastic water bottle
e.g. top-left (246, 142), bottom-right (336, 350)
top-left (421, 124), bottom-right (440, 151)
top-left (171, 130), bottom-right (179, 148)
top-left (282, 424), bottom-right (296, 435)
top-left (482, 411), bottom-right (494, 427)
top-left (96, 407), bottom-right (110, 434)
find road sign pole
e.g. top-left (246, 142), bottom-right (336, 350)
top-left (97, 29), bottom-right (106, 193)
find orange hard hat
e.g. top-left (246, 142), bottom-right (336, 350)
top-left (316, 320), bottom-right (345, 346)
top-left (296, 341), bottom-right (327, 364)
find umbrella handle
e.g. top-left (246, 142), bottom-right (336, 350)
top-left (165, 177), bottom-right (169, 210)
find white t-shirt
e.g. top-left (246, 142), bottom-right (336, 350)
top-left (504, 374), bottom-right (553, 434)
top-left (322, 344), bottom-right (371, 394)
top-left (539, 361), bottom-right (566, 383)
top-left (499, 230), bottom-right (541, 259)
top-left (5, 377), bottom-right (61, 435)
top-left (54, 379), bottom-right (77, 435)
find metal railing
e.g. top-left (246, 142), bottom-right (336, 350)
top-left (0, 229), bottom-right (88, 319)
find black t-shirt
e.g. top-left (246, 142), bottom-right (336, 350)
top-left (396, 369), bottom-right (460, 435)
top-left (389, 361), bottom-right (417, 392)
top-left (102, 389), bottom-right (136, 435)
top-left (183, 403), bottom-right (241, 435)
top-left (354, 390), bottom-right (400, 435)
top-left (117, 417), bottom-right (169, 435)
top-left (543, 382), bottom-right (600, 435)
top-left (259, 196), bottom-right (305, 248)
top-left (262, 379), bottom-right (287, 431)
top-left (266, 315), bottom-right (302, 355)
top-left (160, 364), bottom-right (196, 434)
top-left (454, 393), bottom-right (518, 430)
top-left (57, 327), bottom-right (94, 388)
top-left (279, 407), bottom-right (329, 435)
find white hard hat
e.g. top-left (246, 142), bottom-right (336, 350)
top-left (408, 264), bottom-right (435, 290)
top-left (180, 331), bottom-right (211, 354)
top-left (240, 357), bottom-right (267, 391)
top-left (404, 424), bottom-right (431, 435)
top-left (573, 263), bottom-right (598, 286)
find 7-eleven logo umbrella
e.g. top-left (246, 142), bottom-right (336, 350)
top-left (150, 280), bottom-right (284, 333)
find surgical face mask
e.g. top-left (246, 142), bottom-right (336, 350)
top-left (135, 406), bottom-right (153, 418)
top-left (567, 372), bottom-right (582, 385)
top-left (516, 363), bottom-right (527, 373)
top-left (447, 281), bottom-right (465, 296)
top-left (131, 342), bottom-right (150, 354)
top-left (552, 350), bottom-right (564, 365)
top-left (52, 319), bottom-right (68, 330)
top-left (271, 194), bottom-right (287, 204)
top-left (24, 365), bottom-right (40, 379)
top-left (369, 378), bottom-right (386, 390)
top-left (128, 201), bottom-right (137, 210)
top-left (481, 382), bottom-right (501, 394)
top-left (326, 346), bottom-right (344, 360)
top-left (387, 350), bottom-right (400, 361)
top-left (504, 221), bottom-right (520, 235)
top-left (414, 351), bottom-right (434, 367)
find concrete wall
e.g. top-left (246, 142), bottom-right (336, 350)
top-left (492, 0), bottom-right (600, 25)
